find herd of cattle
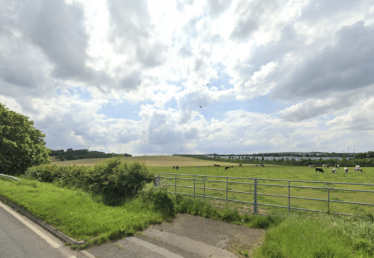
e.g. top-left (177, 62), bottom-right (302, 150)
top-left (308, 164), bottom-right (363, 173)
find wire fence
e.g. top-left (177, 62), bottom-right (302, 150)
top-left (155, 173), bottom-right (374, 216)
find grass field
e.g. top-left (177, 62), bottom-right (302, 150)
top-left (51, 155), bottom-right (254, 167)
top-left (151, 164), bottom-right (374, 216)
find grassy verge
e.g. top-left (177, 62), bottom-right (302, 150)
top-left (253, 213), bottom-right (374, 258)
top-left (0, 176), bottom-right (165, 249)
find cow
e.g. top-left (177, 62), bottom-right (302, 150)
top-left (344, 167), bottom-right (348, 173)
top-left (260, 164), bottom-right (265, 167)
top-left (255, 164), bottom-right (258, 167)
top-left (198, 166), bottom-right (200, 168)
top-left (315, 168), bottom-right (324, 173)
top-left (322, 164), bottom-right (326, 167)
top-left (337, 165), bottom-right (340, 169)
top-left (173, 166), bottom-right (175, 169)
top-left (176, 166), bottom-right (179, 170)
top-left (231, 166), bottom-right (233, 168)
top-left (308, 165), bottom-right (315, 168)
top-left (239, 164), bottom-right (242, 167)
top-left (354, 167), bottom-right (363, 173)
top-left (332, 168), bottom-right (337, 174)
top-left (214, 164), bottom-right (220, 167)
top-left (225, 167), bottom-right (230, 170)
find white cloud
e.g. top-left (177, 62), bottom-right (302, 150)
top-left (1, 0), bottom-right (374, 154)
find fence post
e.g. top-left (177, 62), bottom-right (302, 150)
top-left (203, 178), bottom-right (205, 200)
top-left (226, 177), bottom-right (228, 204)
top-left (254, 179), bottom-right (258, 214)
top-left (153, 175), bottom-right (160, 188)
top-left (288, 181), bottom-right (291, 215)
top-left (194, 177), bottom-right (196, 199)
top-left (175, 175), bottom-right (177, 195)
top-left (327, 188), bottom-right (330, 214)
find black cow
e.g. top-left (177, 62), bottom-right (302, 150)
top-left (231, 166), bottom-right (233, 168)
top-left (173, 166), bottom-right (175, 169)
top-left (239, 164), bottom-right (242, 167)
top-left (176, 166), bottom-right (179, 170)
top-left (260, 164), bottom-right (265, 167)
top-left (225, 167), bottom-right (230, 170)
top-left (315, 168), bottom-right (324, 173)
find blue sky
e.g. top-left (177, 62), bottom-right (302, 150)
top-left (1, 0), bottom-right (374, 155)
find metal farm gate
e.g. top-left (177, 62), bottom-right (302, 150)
top-left (155, 173), bottom-right (374, 216)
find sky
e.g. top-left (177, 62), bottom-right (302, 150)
top-left (1, 0), bottom-right (374, 156)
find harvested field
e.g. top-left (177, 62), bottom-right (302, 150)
top-left (51, 155), bottom-right (252, 167)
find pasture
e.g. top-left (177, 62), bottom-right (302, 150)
top-left (152, 164), bottom-right (374, 217)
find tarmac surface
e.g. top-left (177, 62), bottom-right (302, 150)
top-left (87, 213), bottom-right (265, 258)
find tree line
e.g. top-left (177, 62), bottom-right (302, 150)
top-left (49, 148), bottom-right (132, 161)
top-left (177, 154), bottom-right (374, 167)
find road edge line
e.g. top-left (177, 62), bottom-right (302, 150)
top-left (0, 195), bottom-right (85, 246)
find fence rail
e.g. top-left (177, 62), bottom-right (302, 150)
top-left (155, 173), bottom-right (374, 216)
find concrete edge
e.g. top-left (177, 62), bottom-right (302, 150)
top-left (0, 173), bottom-right (21, 181)
top-left (0, 195), bottom-right (86, 246)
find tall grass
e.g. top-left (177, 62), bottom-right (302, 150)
top-left (254, 213), bottom-right (374, 258)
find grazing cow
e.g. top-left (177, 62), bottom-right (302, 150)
top-left (173, 166), bottom-right (175, 169)
top-left (322, 164), bottom-right (326, 167)
top-left (255, 164), bottom-right (258, 167)
top-left (308, 165), bottom-right (315, 168)
top-left (354, 167), bottom-right (363, 173)
top-left (332, 168), bottom-right (337, 174)
top-left (231, 166), bottom-right (233, 168)
top-left (260, 164), bottom-right (265, 167)
top-left (315, 168), bottom-right (324, 173)
top-left (239, 164), bottom-right (242, 167)
top-left (225, 167), bottom-right (230, 170)
top-left (337, 165), bottom-right (340, 169)
top-left (176, 166), bottom-right (179, 170)
top-left (344, 167), bottom-right (348, 173)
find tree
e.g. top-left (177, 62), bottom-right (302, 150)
top-left (0, 103), bottom-right (50, 175)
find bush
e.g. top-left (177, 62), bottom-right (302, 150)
top-left (26, 158), bottom-right (153, 203)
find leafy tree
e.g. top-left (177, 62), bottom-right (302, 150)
top-left (0, 103), bottom-right (50, 175)
top-left (367, 151), bottom-right (374, 158)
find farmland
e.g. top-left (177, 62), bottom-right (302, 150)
top-left (51, 156), bottom-right (374, 216)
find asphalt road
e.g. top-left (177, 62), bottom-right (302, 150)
top-left (0, 202), bottom-right (87, 258)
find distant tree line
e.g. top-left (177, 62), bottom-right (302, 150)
top-left (49, 148), bottom-right (132, 161)
top-left (176, 153), bottom-right (374, 167)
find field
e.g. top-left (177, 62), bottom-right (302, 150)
top-left (151, 162), bottom-right (374, 217)
top-left (50, 156), bottom-right (374, 216)
top-left (51, 155), bottom-right (245, 167)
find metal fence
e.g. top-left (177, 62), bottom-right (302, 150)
top-left (156, 173), bottom-right (374, 216)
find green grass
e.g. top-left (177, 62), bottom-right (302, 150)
top-left (254, 213), bottom-right (374, 258)
top-left (0, 176), bottom-right (165, 248)
top-left (153, 166), bottom-right (374, 216)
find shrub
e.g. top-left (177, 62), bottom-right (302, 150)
top-left (26, 158), bottom-right (153, 203)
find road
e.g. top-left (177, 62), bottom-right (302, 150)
top-left (0, 201), bottom-right (90, 258)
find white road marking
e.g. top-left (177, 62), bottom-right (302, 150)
top-left (0, 201), bottom-right (61, 248)
top-left (127, 237), bottom-right (184, 258)
top-left (81, 250), bottom-right (97, 258)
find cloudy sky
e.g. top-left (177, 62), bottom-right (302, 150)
top-left (1, 0), bottom-right (374, 155)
